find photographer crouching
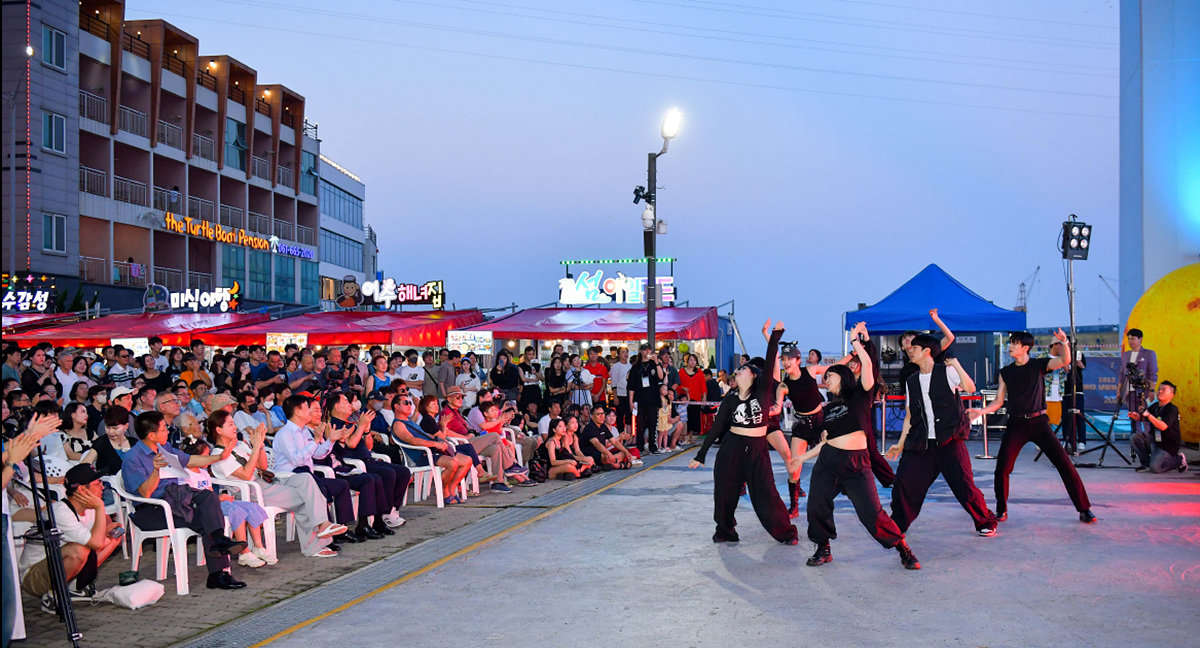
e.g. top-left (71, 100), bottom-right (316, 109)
top-left (1129, 381), bottom-right (1186, 474)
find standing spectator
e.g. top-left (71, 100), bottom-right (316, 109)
top-left (438, 350), bottom-right (460, 397)
top-left (565, 354), bottom-right (592, 408)
top-left (658, 349), bottom-right (681, 392)
top-left (678, 353), bottom-right (707, 442)
top-left (656, 385), bottom-right (685, 452)
top-left (1117, 328), bottom-right (1158, 438)
top-left (609, 347), bottom-right (633, 433)
top-left (455, 356), bottom-right (483, 410)
top-left (21, 347), bottom-right (59, 397)
top-left (489, 350), bottom-right (520, 403)
top-left (542, 355), bottom-right (568, 409)
top-left (397, 350), bottom-right (425, 398)
top-left (139, 355), bottom-right (171, 393)
top-left (147, 336), bottom-right (169, 371)
top-left (584, 346), bottom-right (610, 407)
top-left (2, 344), bottom-right (22, 383)
top-left (628, 343), bottom-right (665, 454)
top-left (421, 351), bottom-right (442, 400)
top-left (165, 348), bottom-right (186, 383)
top-left (516, 347), bottom-right (543, 412)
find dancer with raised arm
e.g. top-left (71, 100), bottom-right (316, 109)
top-left (966, 330), bottom-right (1097, 524)
top-left (791, 321), bottom-right (920, 570)
top-left (776, 345), bottom-right (836, 518)
top-left (689, 320), bottom-right (799, 545)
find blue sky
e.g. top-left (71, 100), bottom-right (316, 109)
top-left (135, 0), bottom-right (1121, 353)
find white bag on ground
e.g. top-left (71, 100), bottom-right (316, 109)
top-left (93, 580), bottom-right (165, 609)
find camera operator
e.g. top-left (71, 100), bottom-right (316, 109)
top-left (628, 343), bottom-right (665, 455)
top-left (1129, 381), bottom-right (1185, 473)
top-left (1117, 329), bottom-right (1157, 436)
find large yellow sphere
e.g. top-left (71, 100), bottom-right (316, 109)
top-left (1125, 263), bottom-right (1200, 443)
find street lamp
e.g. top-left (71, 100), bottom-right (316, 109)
top-left (632, 108), bottom-right (681, 350)
top-left (5, 45), bottom-right (34, 276)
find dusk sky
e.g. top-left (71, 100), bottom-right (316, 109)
top-left (134, 0), bottom-right (1122, 353)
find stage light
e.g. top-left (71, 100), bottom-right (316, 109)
top-left (1061, 216), bottom-right (1092, 260)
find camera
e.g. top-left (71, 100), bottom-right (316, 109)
top-left (1126, 363), bottom-right (1150, 390)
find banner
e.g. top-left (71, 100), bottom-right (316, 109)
top-left (447, 330), bottom-right (493, 355)
top-left (111, 337), bottom-right (151, 357)
top-left (266, 332), bottom-right (308, 353)
top-left (557, 269), bottom-right (675, 306)
top-left (1082, 356), bottom-right (1121, 410)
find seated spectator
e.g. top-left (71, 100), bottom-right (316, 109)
top-left (472, 399), bottom-right (534, 491)
top-left (579, 405), bottom-right (634, 469)
top-left (84, 385), bottom-right (107, 437)
top-left (154, 391), bottom-right (184, 446)
top-left (233, 391), bottom-right (271, 435)
top-left (186, 380), bottom-right (210, 418)
top-left (520, 400), bottom-right (541, 436)
top-left (205, 392), bottom-right (237, 419)
top-left (81, 405), bottom-right (133, 482)
top-left (18, 464), bottom-right (123, 613)
top-left (1130, 381), bottom-right (1186, 473)
top-left (605, 408), bottom-right (642, 466)
top-left (656, 384), bottom-right (685, 452)
top-left (326, 392), bottom-right (409, 531)
top-left (418, 394), bottom-right (486, 481)
top-left (56, 402), bottom-right (93, 462)
top-left (120, 411), bottom-right (249, 590)
top-left (561, 415), bottom-right (595, 474)
top-left (538, 400), bottom-right (562, 438)
top-left (207, 408), bottom-right (342, 558)
top-left (178, 432), bottom-right (274, 568)
top-left (391, 394), bottom-right (472, 504)
top-left (533, 418), bottom-right (583, 481)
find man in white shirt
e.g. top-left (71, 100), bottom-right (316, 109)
top-left (233, 391), bottom-right (270, 435)
top-left (53, 350), bottom-right (79, 404)
top-left (105, 348), bottom-right (139, 388)
top-left (537, 399), bottom-right (562, 438)
top-left (398, 350), bottom-right (425, 399)
top-left (271, 395), bottom-right (357, 541)
top-left (148, 336), bottom-right (169, 372)
top-left (19, 465), bottom-right (123, 610)
top-left (608, 347), bottom-right (633, 432)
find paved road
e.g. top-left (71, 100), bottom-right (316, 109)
top-left (272, 443), bottom-right (1200, 648)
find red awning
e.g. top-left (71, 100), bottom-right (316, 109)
top-left (2, 312), bottom-right (80, 333)
top-left (456, 307), bottom-right (718, 340)
top-left (198, 310), bottom-right (486, 347)
top-left (5, 313), bottom-right (270, 348)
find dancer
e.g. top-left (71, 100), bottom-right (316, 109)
top-left (776, 346), bottom-right (836, 518)
top-left (886, 334), bottom-right (997, 536)
top-left (897, 308), bottom-right (956, 393)
top-left (966, 330), bottom-right (1097, 524)
top-left (689, 320), bottom-right (799, 545)
top-left (791, 321), bottom-right (920, 570)
top-left (844, 331), bottom-right (895, 487)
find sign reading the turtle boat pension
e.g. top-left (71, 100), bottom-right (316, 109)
top-left (163, 212), bottom-right (271, 251)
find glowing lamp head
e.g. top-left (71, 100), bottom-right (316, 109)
top-left (661, 108), bottom-right (682, 140)
top-left (25, 45), bottom-right (34, 57)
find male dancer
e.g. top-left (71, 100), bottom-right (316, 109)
top-left (897, 308), bottom-right (956, 394)
top-left (887, 335), bottom-right (997, 536)
top-left (776, 346), bottom-right (836, 518)
top-left (967, 330), bottom-right (1097, 524)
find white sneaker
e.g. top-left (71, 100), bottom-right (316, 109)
top-left (252, 547), bottom-right (278, 565)
top-left (383, 512), bottom-right (407, 528)
top-left (238, 551), bottom-right (267, 568)
top-left (631, 459), bottom-right (644, 467)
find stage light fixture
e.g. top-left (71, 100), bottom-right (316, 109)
top-left (1061, 216), bottom-right (1091, 260)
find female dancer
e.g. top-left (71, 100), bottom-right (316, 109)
top-left (790, 321), bottom-right (919, 569)
top-left (689, 320), bottom-right (799, 545)
top-left (776, 346), bottom-right (836, 518)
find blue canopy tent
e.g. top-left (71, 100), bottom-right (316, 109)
top-left (844, 264), bottom-right (1026, 334)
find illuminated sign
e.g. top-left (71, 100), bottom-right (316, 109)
top-left (270, 236), bottom-right (315, 260)
top-left (2, 290), bottom-right (51, 312)
top-left (447, 330), bottom-right (493, 354)
top-left (170, 282), bottom-right (241, 312)
top-left (360, 279), bottom-right (445, 309)
top-left (558, 270), bottom-right (675, 306)
top-left (162, 213), bottom-right (271, 251)
top-left (266, 332), bottom-right (308, 352)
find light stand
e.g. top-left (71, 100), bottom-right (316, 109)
top-left (24, 446), bottom-right (84, 646)
top-left (633, 108), bottom-right (681, 352)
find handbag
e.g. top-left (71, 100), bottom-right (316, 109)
top-left (93, 580), bottom-right (165, 609)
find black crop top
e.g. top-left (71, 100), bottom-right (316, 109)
top-left (821, 387), bottom-right (872, 440)
top-left (694, 329), bottom-right (782, 464)
top-left (783, 368), bottom-right (823, 413)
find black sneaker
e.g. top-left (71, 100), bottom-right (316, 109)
top-left (897, 541), bottom-right (921, 570)
top-left (39, 593), bottom-right (58, 615)
top-left (1079, 510), bottom-right (1097, 524)
top-left (806, 543), bottom-right (832, 566)
top-left (712, 532), bottom-right (740, 543)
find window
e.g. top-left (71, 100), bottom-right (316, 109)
top-left (302, 261), bottom-right (320, 305)
top-left (319, 229), bottom-right (362, 272)
top-left (221, 244), bottom-right (245, 286)
top-left (319, 275), bottom-right (336, 301)
top-left (319, 179), bottom-right (363, 229)
top-left (42, 111), bottom-right (66, 153)
top-left (274, 255), bottom-right (295, 303)
top-left (300, 151), bottom-right (318, 195)
top-left (224, 118), bottom-right (246, 170)
top-left (248, 250), bottom-right (271, 300)
top-left (41, 213), bottom-right (66, 253)
top-left (41, 26), bottom-right (66, 70)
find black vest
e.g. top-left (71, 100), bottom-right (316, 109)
top-left (904, 364), bottom-right (969, 452)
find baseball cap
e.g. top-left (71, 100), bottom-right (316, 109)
top-left (109, 386), bottom-right (135, 400)
top-left (639, 342), bottom-right (652, 351)
top-left (367, 390), bottom-right (385, 401)
top-left (64, 463), bottom-right (103, 488)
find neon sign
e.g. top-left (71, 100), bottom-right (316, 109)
top-left (163, 213), bottom-right (271, 251)
top-left (360, 279), bottom-right (445, 309)
top-left (170, 282), bottom-right (242, 312)
top-left (558, 270), bottom-right (675, 306)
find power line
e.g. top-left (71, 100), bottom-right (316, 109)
top-left (142, 8), bottom-right (1117, 120)
top-left (823, 0), bottom-right (1117, 30)
top-left (211, 0), bottom-right (1117, 99)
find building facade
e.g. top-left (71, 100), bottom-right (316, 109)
top-left (316, 154), bottom-right (377, 311)
top-left (2, 0), bottom-right (369, 313)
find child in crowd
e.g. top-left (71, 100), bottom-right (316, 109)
top-left (178, 434), bottom-right (275, 568)
top-left (657, 384), bottom-right (685, 452)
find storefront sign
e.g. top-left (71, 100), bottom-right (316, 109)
top-left (558, 270), bottom-right (675, 306)
top-left (170, 282), bottom-right (241, 312)
top-left (270, 236), bottom-right (315, 260)
top-left (2, 290), bottom-right (52, 312)
top-left (163, 213), bottom-right (271, 251)
top-left (359, 279), bottom-right (445, 309)
top-left (266, 332), bottom-right (308, 352)
top-left (111, 337), bottom-right (151, 357)
top-left (447, 330), bottom-right (494, 355)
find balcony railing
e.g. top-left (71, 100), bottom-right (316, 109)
top-left (153, 186), bottom-right (184, 213)
top-left (276, 165), bottom-right (293, 187)
top-left (230, 86), bottom-right (245, 103)
top-left (164, 54), bottom-right (186, 77)
top-left (248, 211), bottom-right (272, 236)
top-left (79, 166), bottom-right (107, 196)
top-left (295, 224), bottom-right (316, 246)
top-left (121, 32), bottom-right (150, 59)
top-left (112, 259), bottom-right (147, 287)
top-left (79, 256), bottom-right (108, 283)
top-left (153, 267), bottom-right (183, 292)
top-left (255, 97), bottom-right (271, 116)
top-left (192, 133), bottom-right (216, 161)
top-left (113, 175), bottom-right (149, 206)
top-left (118, 105), bottom-right (148, 138)
top-left (79, 12), bottom-right (110, 40)
top-left (197, 69), bottom-right (217, 91)
top-left (78, 90), bottom-right (108, 124)
top-left (157, 120), bottom-right (184, 150)
top-left (188, 196), bottom-right (216, 223)
top-left (219, 204), bottom-right (244, 229)
top-left (250, 155), bottom-right (272, 181)
top-left (281, 111), bottom-right (295, 128)
top-left (272, 219), bottom-right (294, 241)
top-left (188, 271), bottom-right (213, 293)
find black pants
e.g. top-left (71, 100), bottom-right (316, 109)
top-left (891, 439), bottom-right (994, 533)
top-left (711, 433), bottom-right (798, 543)
top-left (372, 443), bottom-right (406, 466)
top-left (340, 471), bottom-right (386, 519)
top-left (1061, 393), bottom-right (1086, 447)
top-left (311, 473), bottom-right (355, 525)
top-left (365, 459), bottom-right (412, 511)
top-left (686, 404), bottom-right (702, 436)
top-left (131, 489), bottom-right (229, 573)
top-left (615, 395), bottom-right (631, 433)
top-left (635, 400), bottom-right (659, 453)
top-left (995, 416), bottom-right (1091, 515)
top-left (866, 425), bottom-right (895, 487)
top-left (807, 445), bottom-right (904, 548)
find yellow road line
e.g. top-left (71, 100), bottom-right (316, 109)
top-left (250, 452), bottom-right (687, 647)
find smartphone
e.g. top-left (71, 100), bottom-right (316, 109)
top-left (108, 526), bottom-right (126, 539)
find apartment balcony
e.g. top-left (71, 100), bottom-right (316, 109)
top-left (276, 165), bottom-right (293, 187)
top-left (272, 219), bottom-right (293, 241)
top-left (153, 267), bottom-right (183, 293)
top-left (248, 211), bottom-right (272, 236)
top-left (79, 166), bottom-right (107, 197)
top-left (251, 155), bottom-right (272, 182)
top-left (220, 204), bottom-right (244, 229)
top-left (188, 196), bottom-right (216, 223)
top-left (112, 259), bottom-right (147, 287)
top-left (79, 12), bottom-right (110, 40)
top-left (157, 120), bottom-right (184, 150)
top-left (192, 133), bottom-right (216, 161)
top-left (296, 224), bottom-right (315, 246)
top-left (281, 111), bottom-right (295, 128)
top-left (79, 256), bottom-right (108, 283)
top-left (113, 175), bottom-right (149, 206)
top-left (196, 69), bottom-right (217, 92)
top-left (188, 271), bottom-right (213, 292)
top-left (164, 54), bottom-right (186, 77)
top-left (152, 186), bottom-right (184, 213)
top-left (78, 90), bottom-right (108, 124)
top-left (230, 86), bottom-right (245, 103)
top-left (121, 32), bottom-right (150, 59)
top-left (118, 105), bottom-right (148, 138)
top-left (255, 98), bottom-right (271, 117)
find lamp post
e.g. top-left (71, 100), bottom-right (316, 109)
top-left (634, 108), bottom-right (681, 351)
top-left (5, 45), bottom-right (34, 277)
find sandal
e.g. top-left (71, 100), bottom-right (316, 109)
top-left (312, 547), bottom-right (338, 558)
top-left (317, 523), bottom-right (348, 539)
top-left (444, 495), bottom-right (463, 505)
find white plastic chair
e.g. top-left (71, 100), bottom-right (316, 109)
top-left (110, 479), bottom-right (203, 596)
top-left (394, 442), bottom-right (466, 507)
top-left (210, 476), bottom-right (274, 560)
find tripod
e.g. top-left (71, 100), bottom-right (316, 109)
top-left (22, 446), bottom-right (83, 647)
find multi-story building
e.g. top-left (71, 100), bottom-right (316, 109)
top-left (316, 154), bottom-right (377, 311)
top-left (1, 0), bottom-right (369, 312)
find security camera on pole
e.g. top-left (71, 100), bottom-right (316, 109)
top-left (632, 108), bottom-right (682, 352)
